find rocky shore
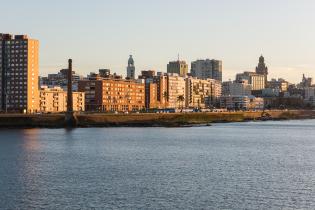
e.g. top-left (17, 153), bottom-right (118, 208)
top-left (0, 110), bottom-right (314, 128)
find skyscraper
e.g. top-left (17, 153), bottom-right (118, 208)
top-left (127, 55), bottom-right (135, 80)
top-left (191, 59), bottom-right (222, 82)
top-left (167, 60), bottom-right (188, 77)
top-left (0, 34), bottom-right (39, 113)
top-left (255, 55), bottom-right (268, 86)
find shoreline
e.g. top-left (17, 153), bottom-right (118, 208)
top-left (0, 110), bottom-right (314, 129)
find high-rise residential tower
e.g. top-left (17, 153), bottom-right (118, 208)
top-left (191, 59), bottom-right (222, 82)
top-left (167, 60), bottom-right (188, 77)
top-left (127, 55), bottom-right (136, 80)
top-left (0, 34), bottom-right (39, 113)
top-left (255, 55), bottom-right (268, 86)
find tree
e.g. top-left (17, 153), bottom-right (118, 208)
top-left (177, 95), bottom-right (185, 110)
top-left (163, 91), bottom-right (168, 109)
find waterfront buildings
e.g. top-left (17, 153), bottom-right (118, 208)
top-left (78, 71), bottom-right (145, 112)
top-left (167, 60), bottom-right (188, 77)
top-left (220, 95), bottom-right (264, 110)
top-left (298, 74), bottom-right (313, 88)
top-left (0, 34), bottom-right (39, 113)
top-left (185, 77), bottom-right (221, 108)
top-left (138, 70), bottom-right (159, 109)
top-left (262, 88), bottom-right (280, 97)
top-left (39, 86), bottom-right (85, 112)
top-left (268, 78), bottom-right (289, 92)
top-left (222, 80), bottom-right (252, 96)
top-left (1, 32), bottom-right (308, 113)
top-left (126, 55), bottom-right (136, 80)
top-left (40, 69), bottom-right (83, 91)
top-left (255, 55), bottom-right (268, 87)
top-left (304, 87), bottom-right (315, 106)
top-left (236, 71), bottom-right (265, 91)
top-left (153, 72), bottom-right (169, 108)
top-left (167, 73), bottom-right (186, 108)
top-left (191, 59), bottom-right (223, 82)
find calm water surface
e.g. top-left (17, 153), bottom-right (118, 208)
top-left (0, 120), bottom-right (315, 209)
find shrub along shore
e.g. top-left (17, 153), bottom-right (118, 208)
top-left (0, 110), bottom-right (314, 128)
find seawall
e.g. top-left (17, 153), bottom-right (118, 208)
top-left (0, 110), bottom-right (314, 128)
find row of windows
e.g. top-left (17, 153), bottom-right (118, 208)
top-left (5, 41), bottom-right (28, 44)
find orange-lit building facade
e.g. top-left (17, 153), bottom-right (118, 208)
top-left (153, 73), bottom-right (169, 108)
top-left (39, 86), bottom-right (85, 113)
top-left (0, 34), bottom-right (39, 113)
top-left (78, 77), bottom-right (145, 112)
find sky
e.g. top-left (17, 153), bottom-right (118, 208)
top-left (1, 0), bottom-right (315, 83)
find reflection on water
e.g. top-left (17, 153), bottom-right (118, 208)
top-left (22, 129), bottom-right (40, 151)
top-left (0, 120), bottom-right (315, 209)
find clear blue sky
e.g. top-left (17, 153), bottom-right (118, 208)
top-left (1, 0), bottom-right (315, 83)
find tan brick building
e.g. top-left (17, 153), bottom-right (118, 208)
top-left (185, 77), bottom-right (221, 108)
top-left (39, 86), bottom-right (85, 113)
top-left (167, 73), bottom-right (186, 109)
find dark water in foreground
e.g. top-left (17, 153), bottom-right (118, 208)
top-left (0, 120), bottom-right (315, 209)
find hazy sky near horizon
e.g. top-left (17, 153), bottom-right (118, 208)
top-left (1, 0), bottom-right (315, 82)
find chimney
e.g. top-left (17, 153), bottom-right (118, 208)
top-left (67, 59), bottom-right (73, 112)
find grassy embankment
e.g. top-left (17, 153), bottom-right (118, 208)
top-left (0, 110), bottom-right (314, 128)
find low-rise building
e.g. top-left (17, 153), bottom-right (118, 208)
top-left (220, 95), bottom-right (264, 110)
top-left (39, 86), bottom-right (85, 112)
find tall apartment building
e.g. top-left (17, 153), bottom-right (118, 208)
top-left (191, 59), bottom-right (223, 82)
top-left (126, 55), bottom-right (136, 80)
top-left (138, 70), bottom-right (159, 109)
top-left (0, 34), bottom-right (39, 113)
top-left (153, 72), bottom-right (168, 108)
top-left (78, 74), bottom-right (145, 112)
top-left (39, 86), bottom-right (85, 112)
top-left (236, 72), bottom-right (265, 91)
top-left (167, 60), bottom-right (188, 77)
top-left (185, 77), bottom-right (222, 108)
top-left (145, 82), bottom-right (158, 109)
top-left (167, 73), bottom-right (186, 108)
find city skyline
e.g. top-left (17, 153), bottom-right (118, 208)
top-left (1, 0), bottom-right (315, 83)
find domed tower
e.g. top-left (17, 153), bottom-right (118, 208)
top-left (127, 55), bottom-right (135, 79)
top-left (255, 55), bottom-right (268, 87)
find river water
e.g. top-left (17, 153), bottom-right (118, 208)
top-left (0, 120), bottom-right (315, 209)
